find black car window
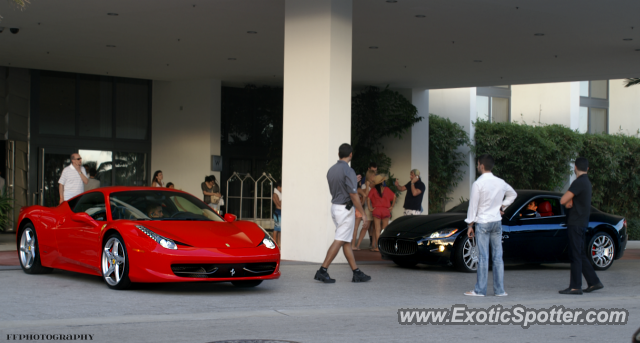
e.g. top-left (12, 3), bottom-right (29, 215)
top-left (71, 192), bottom-right (107, 221)
top-left (518, 197), bottom-right (563, 219)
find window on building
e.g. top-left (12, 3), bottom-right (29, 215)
top-left (115, 78), bottom-right (149, 140)
top-left (39, 71), bottom-right (76, 136)
top-left (476, 86), bottom-right (511, 123)
top-left (579, 80), bottom-right (609, 134)
top-left (78, 75), bottom-right (113, 138)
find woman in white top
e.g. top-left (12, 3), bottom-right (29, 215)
top-left (151, 170), bottom-right (164, 187)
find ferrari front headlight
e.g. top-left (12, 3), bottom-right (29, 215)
top-left (262, 236), bottom-right (276, 249)
top-left (136, 225), bottom-right (177, 250)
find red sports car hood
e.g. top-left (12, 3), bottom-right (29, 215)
top-left (134, 220), bottom-right (264, 249)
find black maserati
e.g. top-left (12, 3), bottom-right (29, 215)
top-left (379, 190), bottom-right (628, 272)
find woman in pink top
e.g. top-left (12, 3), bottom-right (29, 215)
top-left (367, 174), bottom-right (396, 252)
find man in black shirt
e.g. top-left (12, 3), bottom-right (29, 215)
top-left (559, 157), bottom-right (603, 295)
top-left (394, 169), bottom-right (426, 215)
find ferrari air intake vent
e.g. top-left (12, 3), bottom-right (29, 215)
top-left (379, 238), bottom-right (418, 256)
top-left (171, 264), bottom-right (219, 278)
top-left (170, 262), bottom-right (277, 278)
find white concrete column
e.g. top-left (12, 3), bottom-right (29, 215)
top-left (281, 0), bottom-right (353, 263)
top-left (410, 89), bottom-right (429, 213)
top-left (429, 88), bottom-right (476, 210)
top-left (151, 79), bottom-right (221, 198)
top-left (567, 81), bottom-right (581, 188)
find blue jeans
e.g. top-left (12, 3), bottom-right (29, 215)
top-left (474, 221), bottom-right (505, 295)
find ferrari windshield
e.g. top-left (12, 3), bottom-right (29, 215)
top-left (109, 190), bottom-right (224, 222)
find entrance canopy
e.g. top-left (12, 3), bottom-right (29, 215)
top-left (1, 0), bottom-right (639, 88)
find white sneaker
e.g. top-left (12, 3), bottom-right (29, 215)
top-left (464, 290), bottom-right (485, 297)
top-left (495, 292), bottom-right (508, 297)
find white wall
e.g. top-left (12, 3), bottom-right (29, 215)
top-left (380, 130), bottom-right (411, 220)
top-left (511, 82), bottom-right (573, 127)
top-left (429, 88), bottom-right (476, 210)
top-left (610, 79), bottom-right (640, 137)
top-left (151, 79), bottom-right (221, 199)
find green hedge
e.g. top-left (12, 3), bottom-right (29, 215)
top-left (579, 134), bottom-right (640, 221)
top-left (472, 120), bottom-right (582, 191)
top-left (428, 114), bottom-right (470, 213)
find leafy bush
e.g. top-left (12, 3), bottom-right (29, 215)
top-left (0, 187), bottom-right (13, 231)
top-left (472, 121), bottom-right (582, 190)
top-left (579, 134), bottom-right (640, 239)
top-left (351, 86), bottom-right (422, 175)
top-left (428, 114), bottom-right (470, 213)
top-left (626, 218), bottom-right (640, 241)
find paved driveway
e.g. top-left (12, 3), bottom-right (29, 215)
top-left (1, 259), bottom-right (638, 343)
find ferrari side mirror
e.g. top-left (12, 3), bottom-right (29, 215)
top-left (224, 213), bottom-right (237, 222)
top-left (71, 212), bottom-right (99, 227)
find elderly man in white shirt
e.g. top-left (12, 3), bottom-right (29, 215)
top-left (464, 154), bottom-right (517, 297)
top-left (58, 153), bottom-right (89, 204)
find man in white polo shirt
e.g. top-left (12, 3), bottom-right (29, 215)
top-left (58, 153), bottom-right (89, 204)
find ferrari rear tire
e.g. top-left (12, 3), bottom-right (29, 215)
top-left (19, 224), bottom-right (53, 274)
top-left (231, 280), bottom-right (263, 288)
top-left (454, 234), bottom-right (478, 273)
top-left (588, 232), bottom-right (615, 271)
top-left (101, 233), bottom-right (132, 290)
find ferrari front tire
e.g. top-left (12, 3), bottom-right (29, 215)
top-left (19, 224), bottom-right (52, 274)
top-left (101, 233), bottom-right (132, 290)
top-left (231, 280), bottom-right (263, 288)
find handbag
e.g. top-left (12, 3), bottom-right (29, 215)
top-left (211, 194), bottom-right (221, 204)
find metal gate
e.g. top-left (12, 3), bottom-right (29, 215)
top-left (225, 171), bottom-right (277, 229)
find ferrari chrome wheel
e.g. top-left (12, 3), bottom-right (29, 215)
top-left (18, 224), bottom-right (52, 274)
top-left (590, 233), bottom-right (614, 270)
top-left (102, 236), bottom-right (128, 287)
top-left (19, 227), bottom-right (36, 269)
top-left (462, 238), bottom-right (478, 271)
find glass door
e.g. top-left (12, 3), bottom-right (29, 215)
top-left (79, 149), bottom-right (113, 187)
top-left (39, 148), bottom-right (73, 207)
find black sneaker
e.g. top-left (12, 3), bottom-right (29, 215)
top-left (314, 269), bottom-right (336, 283)
top-left (352, 269), bottom-right (371, 283)
top-left (583, 282), bottom-right (604, 293)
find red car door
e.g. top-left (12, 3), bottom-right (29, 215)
top-left (57, 192), bottom-right (107, 272)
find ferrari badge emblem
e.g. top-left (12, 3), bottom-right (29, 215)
top-left (394, 242), bottom-right (398, 252)
top-left (230, 268), bottom-right (235, 276)
top-left (225, 243), bottom-right (230, 247)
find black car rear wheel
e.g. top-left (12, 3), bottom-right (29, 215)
top-left (588, 232), bottom-right (615, 271)
top-left (454, 235), bottom-right (478, 273)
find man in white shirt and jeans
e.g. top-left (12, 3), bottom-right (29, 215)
top-left (464, 154), bottom-right (517, 297)
top-left (59, 153), bottom-right (89, 204)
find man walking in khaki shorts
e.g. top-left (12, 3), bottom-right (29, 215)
top-left (314, 143), bottom-right (371, 283)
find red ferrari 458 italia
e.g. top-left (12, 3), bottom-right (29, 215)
top-left (15, 187), bottom-right (280, 289)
